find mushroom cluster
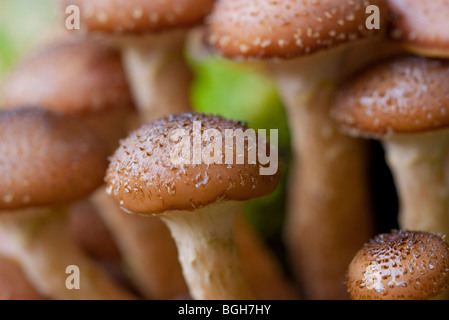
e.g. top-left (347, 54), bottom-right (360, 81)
top-left (0, 0), bottom-right (449, 301)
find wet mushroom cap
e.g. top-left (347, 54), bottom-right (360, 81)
top-left (2, 38), bottom-right (135, 117)
top-left (333, 55), bottom-right (449, 138)
top-left (346, 230), bottom-right (449, 300)
top-left (0, 108), bottom-right (109, 210)
top-left (207, 0), bottom-right (388, 59)
top-left (62, 0), bottom-right (215, 35)
top-left (388, 0), bottom-right (449, 57)
top-left (105, 113), bottom-right (280, 214)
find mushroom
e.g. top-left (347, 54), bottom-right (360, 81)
top-left (105, 112), bottom-right (281, 300)
top-left (0, 34), bottom-right (144, 293)
top-left (0, 108), bottom-right (136, 300)
top-left (388, 0), bottom-right (449, 58)
top-left (346, 229), bottom-right (449, 300)
top-left (1, 34), bottom-right (136, 154)
top-left (333, 55), bottom-right (449, 240)
top-left (0, 34), bottom-right (183, 299)
top-left (61, 0), bottom-right (215, 122)
top-left (207, 0), bottom-right (389, 299)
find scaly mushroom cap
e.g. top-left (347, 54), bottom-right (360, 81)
top-left (2, 38), bottom-right (135, 117)
top-left (62, 0), bottom-right (215, 35)
top-left (207, 0), bottom-right (389, 59)
top-left (388, 0), bottom-right (449, 58)
top-left (346, 230), bottom-right (449, 300)
top-left (0, 108), bottom-right (109, 210)
top-left (333, 55), bottom-right (449, 138)
top-left (106, 113), bottom-right (280, 214)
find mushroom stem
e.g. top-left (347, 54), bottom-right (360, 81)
top-left (269, 46), bottom-right (374, 299)
top-left (384, 130), bottom-right (449, 237)
top-left (91, 188), bottom-right (188, 300)
top-left (93, 187), bottom-right (298, 300)
top-left (0, 256), bottom-right (46, 300)
top-left (161, 201), bottom-right (254, 300)
top-left (0, 207), bottom-right (136, 300)
top-left (119, 30), bottom-right (193, 123)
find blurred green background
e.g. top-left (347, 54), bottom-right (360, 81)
top-left (0, 0), bottom-right (292, 247)
top-left (0, 0), bottom-right (57, 82)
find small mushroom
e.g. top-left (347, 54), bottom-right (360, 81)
top-left (61, 0), bottom-right (215, 122)
top-left (105, 113), bottom-right (281, 300)
top-left (346, 229), bottom-right (449, 300)
top-left (207, 0), bottom-right (389, 299)
top-left (0, 108), bottom-right (136, 300)
top-left (333, 55), bottom-right (449, 240)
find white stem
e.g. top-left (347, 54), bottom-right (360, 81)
top-left (269, 47), bottom-right (347, 153)
top-left (384, 130), bottom-right (449, 237)
top-left (91, 188), bottom-right (188, 300)
top-left (269, 45), bottom-right (374, 299)
top-left (162, 201), bottom-right (254, 300)
top-left (0, 207), bottom-right (136, 300)
top-left (119, 31), bottom-right (193, 123)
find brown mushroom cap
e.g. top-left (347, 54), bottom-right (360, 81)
top-left (0, 108), bottom-right (109, 211)
top-left (346, 230), bottom-right (449, 300)
top-left (207, 0), bottom-right (389, 59)
top-left (2, 37), bottom-right (134, 117)
top-left (62, 0), bottom-right (215, 35)
top-left (388, 0), bottom-right (449, 57)
top-left (105, 113), bottom-right (280, 214)
top-left (333, 55), bottom-right (449, 138)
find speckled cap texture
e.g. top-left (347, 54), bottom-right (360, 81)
top-left (62, 0), bottom-right (215, 34)
top-left (207, 0), bottom-right (389, 59)
top-left (333, 55), bottom-right (449, 138)
top-left (346, 230), bottom-right (449, 300)
top-left (105, 113), bottom-right (280, 214)
top-left (0, 108), bottom-right (109, 210)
